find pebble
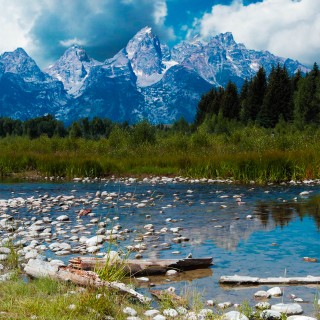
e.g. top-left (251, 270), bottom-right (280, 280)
top-left (223, 311), bottom-right (248, 320)
top-left (163, 308), bottom-right (178, 317)
top-left (254, 290), bottom-right (271, 299)
top-left (123, 307), bottom-right (137, 316)
top-left (267, 287), bottom-right (282, 297)
top-left (255, 302), bottom-right (271, 310)
top-left (144, 310), bottom-right (160, 317)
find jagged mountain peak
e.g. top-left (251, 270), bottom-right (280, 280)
top-left (0, 47), bottom-right (48, 82)
top-left (45, 44), bottom-right (102, 95)
top-left (125, 26), bottom-right (164, 87)
top-left (62, 45), bottom-right (91, 62)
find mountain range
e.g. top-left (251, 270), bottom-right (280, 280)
top-left (0, 27), bottom-right (309, 124)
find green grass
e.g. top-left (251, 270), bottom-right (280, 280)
top-left (0, 277), bottom-right (146, 320)
top-left (2, 126), bottom-right (320, 183)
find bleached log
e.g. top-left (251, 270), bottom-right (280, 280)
top-left (69, 257), bottom-right (213, 276)
top-left (24, 259), bottom-right (151, 304)
top-left (219, 275), bottom-right (320, 285)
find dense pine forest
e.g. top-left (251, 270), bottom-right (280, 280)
top-left (1, 63), bottom-right (320, 183)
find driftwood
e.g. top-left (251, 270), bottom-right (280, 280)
top-left (69, 257), bottom-right (213, 276)
top-left (219, 275), bottom-right (320, 285)
top-left (24, 259), bottom-right (151, 304)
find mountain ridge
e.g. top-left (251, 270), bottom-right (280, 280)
top-left (0, 28), bottom-right (309, 124)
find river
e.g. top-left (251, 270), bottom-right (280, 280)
top-left (0, 180), bottom-right (319, 315)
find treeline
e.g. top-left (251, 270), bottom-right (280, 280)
top-left (195, 63), bottom-right (320, 129)
top-left (0, 114), bottom-right (191, 141)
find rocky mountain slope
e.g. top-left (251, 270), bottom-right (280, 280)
top-left (0, 27), bottom-right (309, 124)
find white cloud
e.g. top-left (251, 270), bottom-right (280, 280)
top-left (0, 1), bottom-right (40, 55)
top-left (197, 0), bottom-right (320, 66)
top-left (153, 0), bottom-right (168, 25)
top-left (59, 38), bottom-right (87, 47)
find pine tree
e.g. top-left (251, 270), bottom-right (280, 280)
top-left (220, 81), bottom-right (240, 120)
top-left (246, 67), bottom-right (267, 122)
top-left (258, 65), bottom-right (292, 127)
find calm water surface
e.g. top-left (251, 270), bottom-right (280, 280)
top-left (0, 181), bottom-right (319, 314)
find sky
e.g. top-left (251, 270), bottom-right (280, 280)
top-left (0, 0), bottom-right (319, 68)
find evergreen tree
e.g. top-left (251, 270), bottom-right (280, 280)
top-left (258, 65), bottom-right (292, 127)
top-left (220, 81), bottom-right (240, 120)
top-left (242, 67), bottom-right (267, 123)
top-left (294, 63), bottom-right (320, 127)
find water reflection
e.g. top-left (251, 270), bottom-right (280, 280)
top-left (255, 196), bottom-right (320, 229)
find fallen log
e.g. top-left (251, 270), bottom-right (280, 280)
top-left (69, 257), bottom-right (213, 276)
top-left (24, 259), bottom-right (151, 304)
top-left (219, 275), bottom-right (320, 285)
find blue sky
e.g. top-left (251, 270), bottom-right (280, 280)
top-left (0, 0), bottom-right (318, 67)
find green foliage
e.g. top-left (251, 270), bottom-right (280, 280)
top-left (0, 277), bottom-right (143, 320)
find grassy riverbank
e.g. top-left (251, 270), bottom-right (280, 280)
top-left (1, 125), bottom-right (320, 183)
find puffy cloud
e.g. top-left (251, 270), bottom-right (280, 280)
top-left (196, 0), bottom-right (320, 66)
top-left (0, 0), bottom-right (175, 67)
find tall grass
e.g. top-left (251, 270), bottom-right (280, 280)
top-left (2, 126), bottom-right (320, 183)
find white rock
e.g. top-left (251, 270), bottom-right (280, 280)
top-left (261, 310), bottom-right (282, 320)
top-left (206, 300), bottom-right (215, 306)
top-left (153, 315), bottom-right (166, 320)
top-left (136, 277), bottom-right (149, 282)
top-left (0, 254), bottom-right (8, 261)
top-left (56, 215), bottom-right (69, 221)
top-left (199, 309), bottom-right (213, 317)
top-left (86, 235), bottom-right (106, 247)
top-left (25, 249), bottom-right (39, 260)
top-left (144, 309), bottom-right (160, 317)
top-left (166, 269), bottom-right (178, 276)
top-left (254, 290), bottom-right (271, 298)
top-left (163, 308), bottom-right (178, 317)
top-left (123, 307), bottom-right (137, 316)
top-left (176, 306), bottom-right (188, 315)
top-left (255, 302), bottom-right (271, 310)
top-left (287, 316), bottom-right (317, 320)
top-left (223, 311), bottom-right (249, 320)
top-left (267, 287), bottom-right (282, 297)
top-left (218, 301), bottom-right (232, 309)
top-left (271, 303), bottom-right (303, 315)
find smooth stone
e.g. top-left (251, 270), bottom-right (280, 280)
top-left (0, 254), bottom-right (8, 261)
top-left (271, 303), bottom-right (303, 315)
top-left (176, 306), bottom-right (188, 315)
top-left (261, 310), bottom-right (282, 320)
top-left (123, 307), bottom-right (137, 316)
top-left (256, 302), bottom-right (271, 310)
top-left (223, 311), bottom-right (249, 320)
top-left (166, 269), bottom-right (178, 276)
top-left (153, 315), bottom-right (166, 320)
top-left (287, 317), bottom-right (317, 320)
top-left (136, 277), bottom-right (149, 282)
top-left (0, 247), bottom-right (11, 254)
top-left (25, 250), bottom-right (39, 260)
top-left (86, 235), bottom-right (106, 247)
top-left (163, 308), bottom-right (178, 317)
top-left (254, 290), bottom-right (271, 299)
top-left (206, 300), bottom-right (215, 306)
top-left (144, 310), bottom-right (160, 317)
top-left (56, 215), bottom-right (69, 221)
top-left (218, 302), bottom-right (232, 309)
top-left (267, 287), bottom-right (282, 297)
top-left (199, 309), bottom-right (214, 317)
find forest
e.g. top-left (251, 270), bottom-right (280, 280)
top-left (1, 63), bottom-right (320, 183)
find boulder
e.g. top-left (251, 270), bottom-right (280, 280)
top-left (271, 303), bottom-right (303, 315)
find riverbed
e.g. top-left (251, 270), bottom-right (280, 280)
top-left (0, 179), bottom-right (319, 316)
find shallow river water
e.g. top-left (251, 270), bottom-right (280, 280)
top-left (0, 180), bottom-right (319, 315)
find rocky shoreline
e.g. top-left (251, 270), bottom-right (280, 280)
top-left (0, 177), bottom-right (319, 319)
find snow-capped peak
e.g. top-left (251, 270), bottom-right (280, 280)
top-left (0, 47), bottom-right (47, 82)
top-left (45, 45), bottom-right (102, 95)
